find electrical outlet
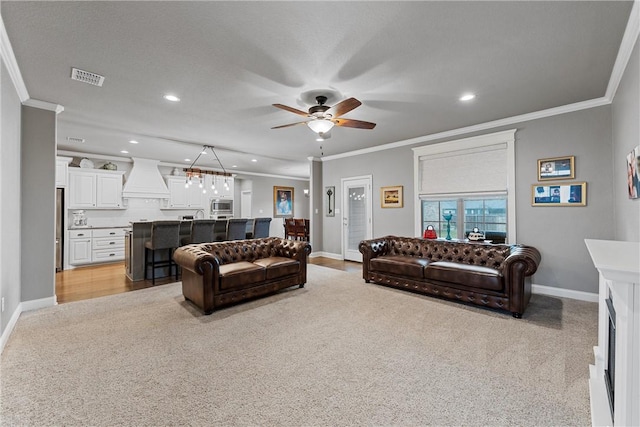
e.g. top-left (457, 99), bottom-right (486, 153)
top-left (1, 297), bottom-right (4, 312)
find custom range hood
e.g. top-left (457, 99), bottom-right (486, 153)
top-left (122, 158), bottom-right (170, 199)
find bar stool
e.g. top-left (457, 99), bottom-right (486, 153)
top-left (213, 219), bottom-right (228, 241)
top-left (144, 220), bottom-right (181, 285)
top-left (227, 218), bottom-right (248, 240)
top-left (245, 219), bottom-right (255, 239)
top-left (181, 219), bottom-right (216, 245)
top-left (252, 217), bottom-right (272, 238)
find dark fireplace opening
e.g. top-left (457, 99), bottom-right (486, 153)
top-left (605, 292), bottom-right (616, 418)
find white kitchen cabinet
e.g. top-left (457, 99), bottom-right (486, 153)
top-left (208, 175), bottom-right (234, 199)
top-left (96, 174), bottom-right (123, 208)
top-left (68, 171), bottom-right (97, 208)
top-left (56, 157), bottom-right (72, 187)
top-left (69, 169), bottom-right (125, 209)
top-left (68, 228), bottom-right (125, 265)
top-left (68, 230), bottom-right (92, 265)
top-left (164, 176), bottom-right (204, 209)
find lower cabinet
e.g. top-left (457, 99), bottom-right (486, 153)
top-left (69, 228), bottom-right (126, 265)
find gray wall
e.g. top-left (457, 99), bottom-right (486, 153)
top-left (1, 59), bottom-right (22, 334)
top-left (309, 158), bottom-right (323, 252)
top-left (236, 175), bottom-right (310, 238)
top-left (21, 106), bottom-right (56, 301)
top-left (612, 37), bottom-right (640, 242)
top-left (322, 105), bottom-right (614, 294)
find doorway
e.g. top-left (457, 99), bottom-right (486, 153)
top-left (341, 175), bottom-right (372, 262)
top-left (241, 190), bottom-right (252, 218)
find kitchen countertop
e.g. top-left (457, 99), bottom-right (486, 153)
top-left (68, 225), bottom-right (131, 230)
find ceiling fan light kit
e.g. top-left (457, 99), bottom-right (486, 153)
top-left (272, 95), bottom-right (376, 138)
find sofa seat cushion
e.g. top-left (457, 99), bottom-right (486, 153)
top-left (219, 262), bottom-right (266, 290)
top-left (253, 257), bottom-right (300, 280)
top-left (370, 255), bottom-right (429, 279)
top-left (425, 261), bottom-right (503, 291)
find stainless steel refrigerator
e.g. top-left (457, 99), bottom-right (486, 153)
top-left (55, 188), bottom-right (64, 271)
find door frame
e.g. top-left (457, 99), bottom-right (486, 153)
top-left (341, 175), bottom-right (373, 262)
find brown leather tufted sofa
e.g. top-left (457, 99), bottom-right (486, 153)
top-left (174, 237), bottom-right (311, 314)
top-left (359, 236), bottom-right (541, 318)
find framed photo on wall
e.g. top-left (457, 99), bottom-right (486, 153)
top-left (381, 185), bottom-right (403, 208)
top-left (273, 186), bottom-right (294, 217)
top-left (626, 145), bottom-right (639, 199)
top-left (538, 156), bottom-right (575, 181)
top-left (531, 182), bottom-right (587, 206)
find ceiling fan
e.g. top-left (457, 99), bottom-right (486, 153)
top-left (271, 96), bottom-right (376, 139)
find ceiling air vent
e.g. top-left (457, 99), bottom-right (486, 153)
top-left (70, 68), bottom-right (105, 87)
top-left (66, 137), bottom-right (85, 144)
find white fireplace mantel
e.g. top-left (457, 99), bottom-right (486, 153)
top-left (585, 239), bottom-right (640, 427)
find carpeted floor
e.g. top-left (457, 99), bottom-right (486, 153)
top-left (1, 265), bottom-right (597, 426)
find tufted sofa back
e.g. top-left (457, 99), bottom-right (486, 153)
top-left (194, 237), bottom-right (308, 265)
top-left (198, 237), bottom-right (277, 265)
top-left (387, 236), bottom-right (511, 270)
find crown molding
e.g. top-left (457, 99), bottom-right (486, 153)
top-left (322, 97), bottom-right (610, 162)
top-left (0, 13), bottom-right (29, 102)
top-left (605, 0), bottom-right (640, 100)
top-left (23, 98), bottom-right (64, 114)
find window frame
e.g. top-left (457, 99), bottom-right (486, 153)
top-left (412, 130), bottom-right (517, 243)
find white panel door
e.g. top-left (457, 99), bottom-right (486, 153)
top-left (96, 174), bottom-right (122, 208)
top-left (68, 172), bottom-right (97, 208)
top-left (241, 190), bottom-right (252, 218)
top-left (342, 176), bottom-right (372, 262)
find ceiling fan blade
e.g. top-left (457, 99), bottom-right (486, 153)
top-left (272, 104), bottom-right (310, 117)
top-left (326, 97), bottom-right (362, 118)
top-left (333, 118), bottom-right (376, 129)
top-left (271, 121), bottom-right (309, 129)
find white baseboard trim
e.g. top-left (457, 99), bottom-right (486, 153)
top-left (21, 296), bottom-right (57, 312)
top-left (0, 304), bottom-right (22, 354)
top-left (532, 284), bottom-right (598, 302)
top-left (309, 251), bottom-right (343, 260)
top-left (1, 296), bottom-right (57, 354)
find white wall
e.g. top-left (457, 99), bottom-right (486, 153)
top-left (612, 36), bottom-right (640, 242)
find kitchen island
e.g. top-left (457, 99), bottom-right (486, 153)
top-left (125, 221), bottom-right (192, 281)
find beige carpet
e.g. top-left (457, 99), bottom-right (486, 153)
top-left (1, 265), bottom-right (597, 426)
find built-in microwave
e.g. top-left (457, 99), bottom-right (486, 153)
top-left (210, 198), bottom-right (233, 214)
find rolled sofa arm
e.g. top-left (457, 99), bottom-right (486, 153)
top-left (274, 239), bottom-right (312, 261)
top-left (358, 237), bottom-right (390, 258)
top-left (504, 245), bottom-right (541, 276)
top-left (173, 244), bottom-right (219, 275)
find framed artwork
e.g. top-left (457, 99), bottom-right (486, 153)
top-left (381, 185), bottom-right (403, 208)
top-left (538, 156), bottom-right (575, 181)
top-left (325, 186), bottom-right (335, 217)
top-left (273, 186), bottom-right (294, 217)
top-left (626, 145), bottom-right (639, 199)
top-left (531, 182), bottom-right (587, 206)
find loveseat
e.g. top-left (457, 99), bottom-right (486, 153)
top-left (173, 237), bottom-right (311, 314)
top-left (359, 236), bottom-right (541, 317)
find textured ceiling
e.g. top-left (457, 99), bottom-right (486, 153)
top-left (2, 1), bottom-right (633, 178)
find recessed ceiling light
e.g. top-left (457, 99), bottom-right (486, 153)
top-left (251, 159), bottom-right (257, 162)
top-left (129, 140), bottom-right (139, 144)
top-left (459, 93), bottom-right (476, 102)
top-left (120, 150), bottom-right (129, 154)
top-left (163, 94), bottom-right (180, 102)
top-left (184, 158), bottom-right (191, 162)
top-left (232, 165), bottom-right (238, 168)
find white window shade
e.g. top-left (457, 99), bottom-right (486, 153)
top-left (419, 143), bottom-right (507, 195)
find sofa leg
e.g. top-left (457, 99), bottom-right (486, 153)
top-left (365, 279), bottom-right (370, 283)
top-left (204, 309), bottom-right (214, 315)
top-left (512, 312), bottom-right (522, 319)
top-left (299, 284), bottom-right (305, 288)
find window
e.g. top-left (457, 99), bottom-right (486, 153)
top-left (413, 130), bottom-right (516, 243)
top-left (421, 196), bottom-right (507, 242)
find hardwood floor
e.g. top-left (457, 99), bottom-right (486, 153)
top-left (55, 257), bottom-right (361, 304)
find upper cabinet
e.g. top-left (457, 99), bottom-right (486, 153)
top-left (69, 169), bottom-right (125, 209)
top-left (56, 156), bottom-right (72, 187)
top-left (208, 175), bottom-right (234, 199)
top-left (164, 176), bottom-right (204, 209)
